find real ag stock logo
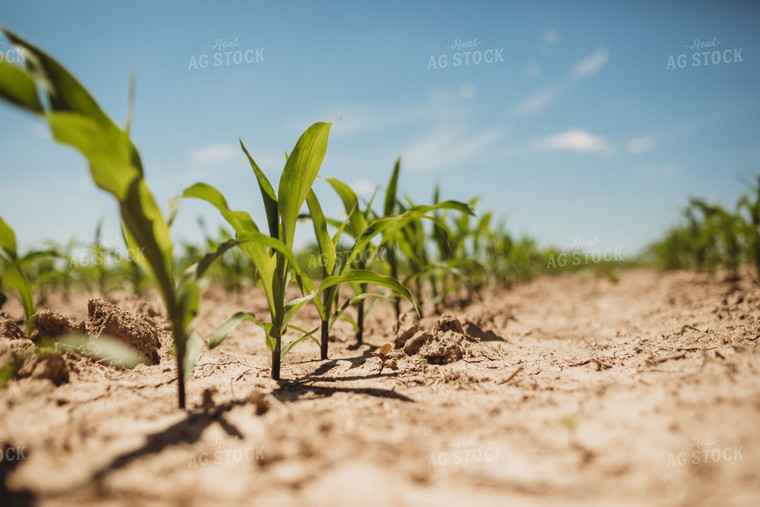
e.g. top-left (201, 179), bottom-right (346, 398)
top-left (188, 36), bottom-right (265, 70)
top-left (0, 41), bottom-right (26, 64)
top-left (427, 37), bottom-right (504, 70)
top-left (666, 37), bottom-right (743, 70)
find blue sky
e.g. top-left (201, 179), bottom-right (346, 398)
top-left (1, 0), bottom-right (759, 257)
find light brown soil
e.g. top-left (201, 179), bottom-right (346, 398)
top-left (1, 268), bottom-right (759, 506)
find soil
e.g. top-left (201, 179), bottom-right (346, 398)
top-left (0, 268), bottom-right (759, 506)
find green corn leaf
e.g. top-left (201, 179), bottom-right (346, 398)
top-left (47, 112), bottom-right (139, 200)
top-left (280, 325), bottom-right (320, 359)
top-left (278, 122), bottom-right (331, 249)
top-left (285, 269), bottom-right (419, 321)
top-left (339, 314), bottom-right (359, 332)
top-left (54, 334), bottom-right (148, 369)
top-left (326, 177), bottom-right (367, 237)
top-left (0, 262), bottom-right (34, 333)
top-left (119, 178), bottom-right (175, 307)
top-left (0, 60), bottom-right (43, 113)
top-left (182, 182), bottom-right (278, 311)
top-left (384, 156), bottom-right (401, 216)
top-left (1, 28), bottom-right (110, 124)
top-left (240, 139), bottom-right (279, 239)
top-left (183, 182), bottom-right (261, 235)
top-left (330, 292), bottom-right (391, 329)
top-left (0, 215), bottom-right (18, 257)
top-left (182, 330), bottom-right (204, 381)
top-left (208, 311), bottom-right (271, 349)
top-left (306, 189), bottom-right (336, 276)
top-left (167, 195), bottom-right (182, 227)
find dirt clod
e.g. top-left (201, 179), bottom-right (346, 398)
top-left (0, 314), bottom-right (24, 340)
top-left (431, 312), bottom-right (465, 335)
top-left (394, 312), bottom-right (420, 349)
top-left (403, 329), bottom-right (434, 356)
top-left (419, 330), bottom-right (465, 364)
top-left (86, 298), bottom-right (161, 364)
top-left (29, 310), bottom-right (85, 342)
top-left (401, 313), bottom-right (469, 363)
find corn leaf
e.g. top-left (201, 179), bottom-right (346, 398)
top-left (55, 334), bottom-right (147, 369)
top-left (0, 60), bottom-right (43, 113)
top-left (326, 177), bottom-right (367, 237)
top-left (384, 156), bottom-right (401, 216)
top-left (240, 139), bottom-right (279, 238)
top-left (208, 311), bottom-right (271, 349)
top-left (280, 325), bottom-right (320, 359)
top-left (182, 330), bottom-right (204, 381)
top-left (278, 122), bottom-right (331, 249)
top-left (0, 215), bottom-right (18, 257)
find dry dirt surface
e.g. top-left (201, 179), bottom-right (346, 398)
top-left (1, 268), bottom-right (759, 506)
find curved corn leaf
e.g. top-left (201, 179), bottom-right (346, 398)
top-left (283, 269), bottom-right (419, 330)
top-left (326, 176), bottom-right (368, 237)
top-left (54, 334), bottom-right (147, 369)
top-left (384, 156), bottom-right (401, 216)
top-left (182, 330), bottom-right (204, 381)
top-left (280, 325), bottom-right (320, 359)
top-left (306, 189), bottom-right (336, 276)
top-left (0, 60), bottom-right (43, 113)
top-left (278, 122), bottom-right (331, 249)
top-left (208, 311), bottom-right (271, 349)
top-left (240, 138), bottom-right (279, 238)
top-left (0, 215), bottom-right (18, 258)
top-left (2, 28), bottom-right (110, 124)
top-left (330, 292), bottom-right (391, 329)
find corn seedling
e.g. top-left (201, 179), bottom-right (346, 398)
top-left (371, 343), bottom-right (392, 374)
top-left (305, 183), bottom-right (420, 359)
top-left (0, 215), bottom-right (38, 337)
top-left (738, 175), bottom-right (760, 282)
top-left (0, 28), bottom-right (239, 408)
top-left (187, 126), bottom-right (419, 370)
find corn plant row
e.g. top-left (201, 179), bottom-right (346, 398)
top-left (646, 179), bottom-right (760, 282)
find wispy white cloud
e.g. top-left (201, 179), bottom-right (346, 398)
top-left (459, 82), bottom-right (476, 99)
top-left (404, 126), bottom-right (505, 172)
top-left (532, 128), bottom-right (610, 153)
top-left (627, 136), bottom-right (655, 154)
top-left (525, 61), bottom-right (541, 79)
top-left (543, 28), bottom-right (561, 45)
top-left (511, 47), bottom-right (610, 117)
top-left (189, 144), bottom-right (237, 164)
top-left (571, 48), bottom-right (610, 78)
top-left (513, 86), bottom-right (562, 116)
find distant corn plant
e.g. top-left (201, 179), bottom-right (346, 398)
top-left (0, 215), bottom-right (40, 338)
top-left (327, 158), bottom-right (473, 339)
top-left (739, 175), bottom-right (760, 282)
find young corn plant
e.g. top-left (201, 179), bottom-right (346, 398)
top-left (0, 215), bottom-right (38, 338)
top-left (322, 176), bottom-right (384, 344)
top-left (380, 166), bottom-right (476, 319)
top-left (304, 185), bottom-right (419, 359)
top-left (184, 125), bottom-right (418, 374)
top-left (325, 160), bottom-right (472, 341)
top-left (690, 199), bottom-right (741, 281)
top-left (0, 28), bottom-right (235, 408)
top-left (738, 175), bottom-right (760, 282)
